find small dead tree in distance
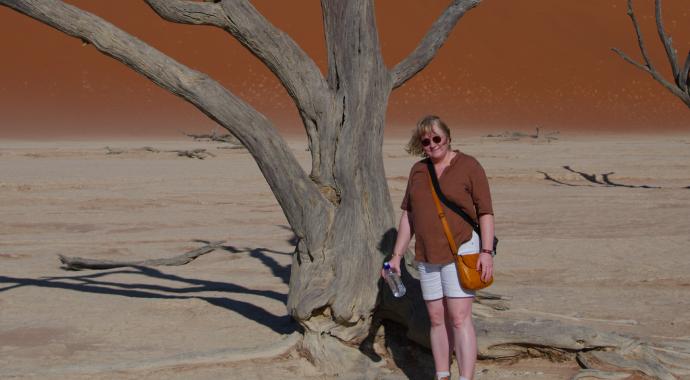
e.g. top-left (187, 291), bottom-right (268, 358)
top-left (612, 0), bottom-right (690, 108)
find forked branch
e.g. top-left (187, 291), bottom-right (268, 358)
top-left (145, 0), bottom-right (330, 122)
top-left (390, 0), bottom-right (480, 89)
top-left (654, 0), bottom-right (680, 83)
top-left (612, 0), bottom-right (690, 107)
top-left (0, 0), bottom-right (333, 246)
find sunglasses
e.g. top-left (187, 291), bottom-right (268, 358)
top-left (421, 135), bottom-right (443, 147)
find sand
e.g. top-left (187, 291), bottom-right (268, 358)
top-left (1, 133), bottom-right (689, 379)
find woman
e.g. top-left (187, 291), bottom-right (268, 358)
top-left (385, 115), bottom-right (495, 380)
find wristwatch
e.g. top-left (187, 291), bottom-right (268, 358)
top-left (480, 248), bottom-right (495, 256)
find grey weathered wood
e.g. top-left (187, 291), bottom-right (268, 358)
top-left (146, 0), bottom-right (331, 156)
top-left (613, 0), bottom-right (690, 108)
top-left (288, 0), bottom-right (398, 344)
top-left (172, 149), bottom-right (215, 159)
top-left (143, 0), bottom-right (226, 27)
top-left (148, 0), bottom-right (331, 118)
top-left (58, 241), bottom-right (226, 270)
top-left (182, 129), bottom-right (241, 145)
top-left (681, 51), bottom-right (690, 92)
top-left (654, 0), bottom-right (680, 83)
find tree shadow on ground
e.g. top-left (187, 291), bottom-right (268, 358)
top-left (0, 240), bottom-right (298, 335)
top-left (358, 317), bottom-right (436, 380)
top-left (539, 166), bottom-right (686, 189)
top-left (244, 224), bottom-right (296, 286)
top-left (354, 228), bottom-right (436, 379)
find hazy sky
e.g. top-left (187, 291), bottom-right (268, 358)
top-left (1, 0), bottom-right (689, 138)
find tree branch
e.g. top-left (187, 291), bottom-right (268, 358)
top-left (613, 0), bottom-right (690, 107)
top-left (654, 0), bottom-right (680, 83)
top-left (0, 0), bottom-right (334, 250)
top-left (390, 0), bottom-right (480, 89)
top-left (217, 0), bottom-right (331, 122)
top-left (611, 48), bottom-right (651, 73)
top-left (626, 0), bottom-right (655, 71)
top-left (681, 50), bottom-right (690, 93)
top-left (59, 240), bottom-right (227, 270)
top-left (144, 0), bottom-right (226, 27)
top-left (145, 0), bottom-right (329, 157)
top-left (146, 0), bottom-right (331, 117)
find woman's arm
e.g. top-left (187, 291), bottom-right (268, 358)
top-left (478, 213), bottom-right (494, 252)
top-left (384, 210), bottom-right (413, 276)
top-left (477, 213), bottom-right (494, 282)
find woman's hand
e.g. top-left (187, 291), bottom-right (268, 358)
top-left (477, 253), bottom-right (493, 282)
top-left (384, 211), bottom-right (412, 279)
top-left (382, 254), bottom-right (403, 278)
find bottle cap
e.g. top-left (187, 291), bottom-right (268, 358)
top-left (383, 262), bottom-right (390, 270)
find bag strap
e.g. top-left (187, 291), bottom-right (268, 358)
top-left (427, 171), bottom-right (459, 255)
top-left (426, 159), bottom-right (481, 234)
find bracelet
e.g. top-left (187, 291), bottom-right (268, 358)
top-left (480, 248), bottom-right (494, 255)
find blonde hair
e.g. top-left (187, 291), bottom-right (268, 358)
top-left (405, 115), bottom-right (452, 157)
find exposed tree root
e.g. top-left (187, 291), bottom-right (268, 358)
top-left (58, 240), bottom-right (226, 270)
top-left (509, 308), bottom-right (638, 326)
top-left (572, 369), bottom-right (633, 380)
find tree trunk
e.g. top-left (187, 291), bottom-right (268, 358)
top-left (287, 0), bottom-right (397, 358)
top-left (268, 5), bottom-right (430, 372)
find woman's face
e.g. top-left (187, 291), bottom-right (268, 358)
top-left (421, 124), bottom-right (450, 160)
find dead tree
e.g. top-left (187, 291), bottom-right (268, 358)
top-left (0, 0), bottom-right (481, 359)
top-left (612, 0), bottom-right (690, 108)
top-left (3, 1), bottom-right (689, 378)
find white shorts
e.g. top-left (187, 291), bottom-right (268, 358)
top-left (417, 231), bottom-right (480, 301)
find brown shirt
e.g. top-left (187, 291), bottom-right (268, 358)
top-left (401, 151), bottom-right (494, 264)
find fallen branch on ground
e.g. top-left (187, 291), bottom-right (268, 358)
top-left (58, 240), bottom-right (226, 270)
top-left (182, 128), bottom-right (244, 146)
top-left (104, 146), bottom-right (216, 159)
top-left (483, 128), bottom-right (560, 142)
top-left (173, 149), bottom-right (216, 159)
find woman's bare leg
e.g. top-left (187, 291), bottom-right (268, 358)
top-left (444, 298), bottom-right (454, 364)
top-left (446, 296), bottom-right (476, 379)
top-left (426, 298), bottom-right (451, 374)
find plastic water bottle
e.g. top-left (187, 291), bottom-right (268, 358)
top-left (383, 262), bottom-right (406, 298)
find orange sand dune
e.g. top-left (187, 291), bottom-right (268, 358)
top-left (0, 0), bottom-right (689, 138)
